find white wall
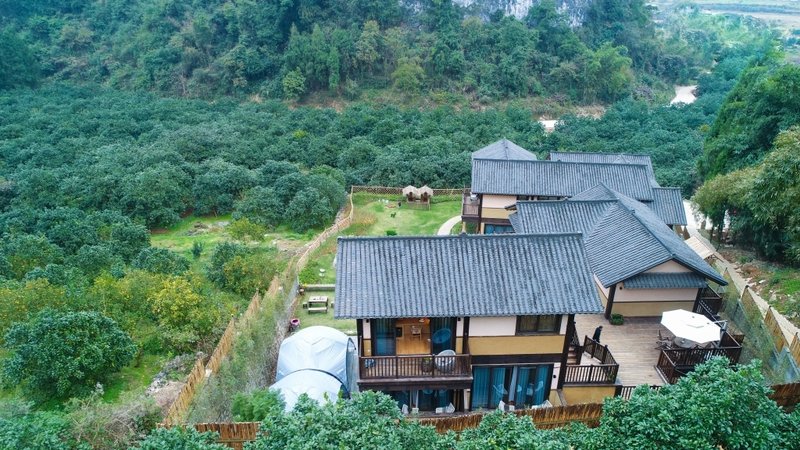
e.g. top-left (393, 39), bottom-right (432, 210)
top-left (469, 316), bottom-right (517, 336)
top-left (645, 260), bottom-right (692, 273)
top-left (614, 287), bottom-right (697, 302)
top-left (482, 194), bottom-right (517, 209)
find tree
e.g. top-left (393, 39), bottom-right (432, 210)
top-left (0, 233), bottom-right (63, 280)
top-left (595, 358), bottom-right (792, 449)
top-left (286, 188), bottom-right (333, 232)
top-left (2, 310), bottom-right (136, 400)
top-left (282, 69), bottom-right (306, 100)
top-left (0, 30), bottom-right (39, 90)
top-left (248, 391), bottom-right (453, 449)
top-left (392, 57), bottom-right (424, 94)
top-left (192, 159), bottom-right (256, 216)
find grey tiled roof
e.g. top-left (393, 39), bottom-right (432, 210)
top-left (471, 159), bottom-right (654, 201)
top-left (571, 184), bottom-right (686, 226)
top-left (472, 139), bottom-right (538, 161)
top-left (509, 201), bottom-right (615, 235)
top-left (623, 273), bottom-right (708, 289)
top-left (549, 152), bottom-right (660, 187)
top-left (570, 184), bottom-right (619, 201)
top-left (334, 234), bottom-right (603, 319)
top-left (650, 188), bottom-right (687, 226)
top-left (510, 190), bottom-right (727, 288)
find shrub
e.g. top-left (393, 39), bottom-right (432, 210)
top-left (231, 389), bottom-right (285, 421)
top-left (610, 313), bottom-right (624, 325)
top-left (130, 427), bottom-right (228, 450)
top-left (0, 402), bottom-right (88, 450)
top-left (385, 229), bottom-right (397, 236)
top-left (206, 242), bottom-right (247, 288)
top-left (227, 218), bottom-right (267, 242)
top-left (191, 241), bottom-right (204, 259)
top-left (2, 310), bottom-right (136, 400)
top-left (132, 247), bottom-right (190, 275)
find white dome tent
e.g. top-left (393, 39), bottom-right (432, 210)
top-left (270, 369), bottom-right (344, 411)
top-left (276, 326), bottom-right (350, 386)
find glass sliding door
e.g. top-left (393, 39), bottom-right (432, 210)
top-left (371, 319), bottom-right (396, 356)
top-left (471, 364), bottom-right (553, 410)
top-left (430, 317), bottom-right (456, 354)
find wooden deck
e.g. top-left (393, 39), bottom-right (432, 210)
top-left (574, 315), bottom-right (667, 386)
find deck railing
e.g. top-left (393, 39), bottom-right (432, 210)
top-left (616, 384), bottom-right (662, 400)
top-left (655, 331), bottom-right (743, 384)
top-left (462, 194), bottom-right (480, 218)
top-left (359, 354), bottom-right (472, 379)
top-left (564, 363), bottom-right (619, 384)
top-left (694, 287), bottom-right (724, 320)
top-left (563, 336), bottom-right (619, 384)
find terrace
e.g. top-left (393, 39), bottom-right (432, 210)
top-left (573, 313), bottom-right (742, 387)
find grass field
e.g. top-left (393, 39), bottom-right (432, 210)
top-left (294, 290), bottom-right (357, 335)
top-left (298, 194), bottom-right (463, 286)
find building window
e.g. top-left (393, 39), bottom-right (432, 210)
top-left (471, 365), bottom-right (552, 410)
top-left (485, 224), bottom-right (514, 234)
top-left (516, 315), bottom-right (561, 334)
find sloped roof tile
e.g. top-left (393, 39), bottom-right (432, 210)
top-left (334, 234), bottom-right (603, 319)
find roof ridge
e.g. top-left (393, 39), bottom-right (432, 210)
top-left (475, 159), bottom-right (651, 169)
top-left (551, 151), bottom-right (653, 158)
top-left (337, 232), bottom-right (584, 242)
top-left (617, 198), bottom-right (677, 257)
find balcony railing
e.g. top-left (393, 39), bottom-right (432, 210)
top-left (655, 331), bottom-right (743, 384)
top-left (563, 336), bottom-right (619, 385)
top-left (462, 194), bottom-right (480, 219)
top-left (359, 354), bottom-right (472, 380)
top-left (694, 287), bottom-right (724, 320)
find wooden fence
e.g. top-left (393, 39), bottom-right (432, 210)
top-left (160, 193), bottom-right (357, 426)
top-left (770, 382), bottom-right (800, 412)
top-left (195, 422), bottom-right (260, 450)
top-left (351, 185), bottom-right (468, 197)
top-left (162, 359), bottom-right (207, 426)
top-left (191, 382), bottom-right (800, 448)
top-left (720, 265), bottom-right (800, 369)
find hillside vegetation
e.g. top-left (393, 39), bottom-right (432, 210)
top-left (0, 0), bottom-right (746, 103)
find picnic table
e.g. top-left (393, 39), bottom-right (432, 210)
top-left (307, 296), bottom-right (329, 313)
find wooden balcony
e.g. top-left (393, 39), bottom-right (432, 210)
top-left (461, 194), bottom-right (480, 222)
top-left (564, 336), bottom-right (620, 385)
top-left (656, 331), bottom-right (743, 384)
top-left (358, 354), bottom-right (473, 390)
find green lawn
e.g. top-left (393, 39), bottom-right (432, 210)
top-left (102, 353), bottom-right (167, 402)
top-left (298, 195), bottom-right (463, 286)
top-left (294, 291), bottom-right (356, 335)
top-left (351, 193), bottom-right (462, 236)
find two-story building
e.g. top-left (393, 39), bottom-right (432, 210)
top-left (462, 140), bottom-right (687, 232)
top-left (510, 185), bottom-right (727, 318)
top-left (334, 233), bottom-right (604, 412)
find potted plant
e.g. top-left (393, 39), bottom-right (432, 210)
top-left (420, 356), bottom-right (434, 372)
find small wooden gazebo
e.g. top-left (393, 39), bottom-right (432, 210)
top-left (418, 185), bottom-right (434, 204)
top-left (402, 185), bottom-right (419, 202)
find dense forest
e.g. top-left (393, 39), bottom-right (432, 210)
top-left (0, 0), bottom-right (767, 102)
top-left (1, 0), bottom-right (799, 448)
top-left (694, 50), bottom-right (800, 265)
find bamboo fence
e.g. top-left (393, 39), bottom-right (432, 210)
top-left (416, 403), bottom-right (604, 433)
top-left (205, 318), bottom-right (237, 376)
top-left (159, 193), bottom-right (356, 426)
top-left (161, 359), bottom-right (207, 426)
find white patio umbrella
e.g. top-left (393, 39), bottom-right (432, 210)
top-left (660, 309), bottom-right (721, 344)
